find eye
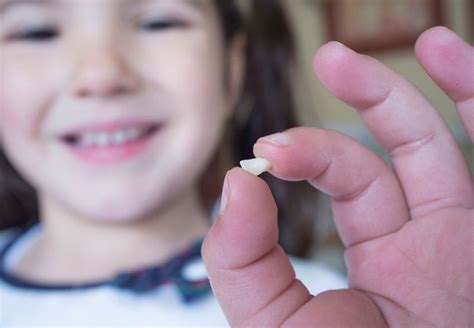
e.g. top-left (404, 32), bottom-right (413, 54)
top-left (9, 26), bottom-right (59, 42)
top-left (140, 19), bottom-right (187, 32)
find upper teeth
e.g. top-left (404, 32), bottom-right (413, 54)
top-left (76, 127), bottom-right (147, 147)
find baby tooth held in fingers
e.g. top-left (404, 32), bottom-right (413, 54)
top-left (239, 158), bottom-right (272, 176)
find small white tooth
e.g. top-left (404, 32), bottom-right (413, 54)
top-left (110, 131), bottom-right (127, 145)
top-left (240, 158), bottom-right (272, 176)
top-left (74, 126), bottom-right (150, 148)
top-left (96, 132), bottom-right (111, 146)
top-left (78, 132), bottom-right (96, 147)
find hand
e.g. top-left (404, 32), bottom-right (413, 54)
top-left (202, 26), bottom-right (473, 327)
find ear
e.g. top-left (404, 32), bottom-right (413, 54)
top-left (225, 35), bottom-right (246, 117)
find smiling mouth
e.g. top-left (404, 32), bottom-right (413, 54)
top-left (59, 122), bottom-right (161, 164)
top-left (61, 124), bottom-right (160, 148)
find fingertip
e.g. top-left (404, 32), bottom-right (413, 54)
top-left (313, 41), bottom-right (354, 86)
top-left (203, 166), bottom-right (278, 270)
top-left (253, 128), bottom-right (310, 181)
top-left (218, 167), bottom-right (274, 219)
top-left (225, 167), bottom-right (273, 204)
top-left (416, 26), bottom-right (460, 52)
top-left (253, 127), bottom-right (336, 183)
top-left (415, 26), bottom-right (474, 101)
top-left (313, 41), bottom-right (392, 110)
top-left (415, 26), bottom-right (466, 59)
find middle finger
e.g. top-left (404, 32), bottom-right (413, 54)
top-left (314, 42), bottom-right (473, 219)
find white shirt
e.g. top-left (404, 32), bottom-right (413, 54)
top-left (0, 227), bottom-right (347, 327)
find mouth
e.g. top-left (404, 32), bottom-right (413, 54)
top-left (62, 124), bottom-right (159, 147)
top-left (59, 121), bottom-right (161, 164)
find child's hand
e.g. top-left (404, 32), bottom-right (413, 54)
top-left (202, 26), bottom-right (473, 327)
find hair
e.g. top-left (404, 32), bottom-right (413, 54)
top-left (212, 0), bottom-right (317, 257)
top-left (0, 0), bottom-right (317, 257)
top-left (0, 150), bottom-right (37, 230)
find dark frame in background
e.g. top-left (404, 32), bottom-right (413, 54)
top-left (325, 0), bottom-right (444, 53)
top-left (470, 0), bottom-right (474, 42)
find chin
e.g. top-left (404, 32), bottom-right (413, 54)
top-left (69, 192), bottom-right (163, 224)
top-left (81, 203), bottom-right (156, 224)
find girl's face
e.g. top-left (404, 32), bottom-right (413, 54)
top-left (0, 0), bottom-right (241, 222)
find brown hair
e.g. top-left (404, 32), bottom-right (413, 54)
top-left (0, 0), bottom-right (317, 257)
top-left (0, 150), bottom-right (37, 229)
top-left (213, 0), bottom-right (317, 257)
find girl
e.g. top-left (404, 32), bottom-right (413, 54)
top-left (0, 0), bottom-right (343, 325)
top-left (1, 0), bottom-right (473, 327)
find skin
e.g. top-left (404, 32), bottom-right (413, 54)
top-left (203, 27), bottom-right (473, 327)
top-left (0, 0), bottom-right (471, 325)
top-left (0, 0), bottom-right (244, 283)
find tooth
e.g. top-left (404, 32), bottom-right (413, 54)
top-left (96, 133), bottom-right (111, 146)
top-left (73, 126), bottom-right (151, 148)
top-left (240, 158), bottom-right (272, 176)
top-left (111, 131), bottom-right (127, 145)
top-left (78, 132), bottom-right (96, 147)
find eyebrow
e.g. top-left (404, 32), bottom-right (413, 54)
top-left (0, 0), bottom-right (57, 13)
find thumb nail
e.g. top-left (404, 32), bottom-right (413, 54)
top-left (219, 173), bottom-right (231, 215)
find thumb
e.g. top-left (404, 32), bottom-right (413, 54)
top-left (201, 167), bottom-right (311, 326)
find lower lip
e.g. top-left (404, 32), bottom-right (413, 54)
top-left (63, 131), bottom-right (158, 165)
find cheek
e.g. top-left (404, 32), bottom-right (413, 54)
top-left (135, 29), bottom-right (228, 108)
top-left (135, 32), bottom-right (229, 151)
top-left (0, 50), bottom-right (61, 189)
top-left (163, 39), bottom-right (228, 161)
top-left (0, 53), bottom-right (58, 140)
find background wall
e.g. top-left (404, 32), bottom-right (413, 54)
top-left (280, 0), bottom-right (473, 272)
top-left (287, 0), bottom-right (471, 139)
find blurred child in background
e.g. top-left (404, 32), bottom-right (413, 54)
top-left (1, 0), bottom-right (472, 326)
top-left (0, 0), bottom-right (342, 325)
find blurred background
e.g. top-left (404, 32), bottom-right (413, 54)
top-left (1, 0), bottom-right (472, 276)
top-left (249, 0), bottom-right (473, 273)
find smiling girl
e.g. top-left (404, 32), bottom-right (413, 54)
top-left (1, 0), bottom-right (472, 327)
top-left (0, 0), bottom-right (344, 325)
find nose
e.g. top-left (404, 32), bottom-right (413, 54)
top-left (71, 46), bottom-right (140, 98)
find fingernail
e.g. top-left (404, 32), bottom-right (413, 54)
top-left (219, 173), bottom-right (231, 215)
top-left (258, 131), bottom-right (291, 146)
